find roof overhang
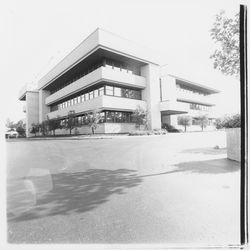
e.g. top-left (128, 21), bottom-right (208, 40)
top-left (38, 28), bottom-right (162, 90)
top-left (169, 74), bottom-right (220, 95)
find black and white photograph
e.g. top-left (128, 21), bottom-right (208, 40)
top-left (2, 0), bottom-right (247, 248)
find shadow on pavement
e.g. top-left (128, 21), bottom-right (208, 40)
top-left (140, 158), bottom-right (240, 178)
top-left (8, 158), bottom-right (240, 223)
top-left (8, 168), bottom-right (142, 222)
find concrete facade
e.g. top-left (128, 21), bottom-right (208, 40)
top-left (18, 28), bottom-right (219, 136)
top-left (226, 128), bottom-right (241, 162)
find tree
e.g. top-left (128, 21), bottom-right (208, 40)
top-left (5, 118), bottom-right (15, 129)
top-left (178, 115), bottom-right (192, 132)
top-left (86, 110), bottom-right (103, 134)
top-left (39, 120), bottom-right (48, 136)
top-left (210, 10), bottom-right (239, 77)
top-left (132, 106), bottom-right (149, 130)
top-left (64, 110), bottom-right (77, 135)
top-left (196, 115), bottom-right (209, 131)
top-left (47, 116), bottom-right (62, 136)
top-left (30, 123), bottom-right (40, 136)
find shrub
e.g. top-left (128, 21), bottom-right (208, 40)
top-left (162, 123), bottom-right (181, 133)
top-left (215, 114), bottom-right (241, 129)
top-left (129, 130), bottom-right (149, 136)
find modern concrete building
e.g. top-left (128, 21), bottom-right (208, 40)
top-left (18, 28), bottom-right (219, 136)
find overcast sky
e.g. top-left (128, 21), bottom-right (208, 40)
top-left (1, 0), bottom-right (241, 122)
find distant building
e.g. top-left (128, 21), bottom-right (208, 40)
top-left (18, 28), bottom-right (219, 136)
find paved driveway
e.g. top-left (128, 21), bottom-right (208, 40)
top-left (6, 131), bottom-right (240, 245)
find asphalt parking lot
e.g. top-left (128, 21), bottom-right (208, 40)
top-left (6, 131), bottom-right (240, 245)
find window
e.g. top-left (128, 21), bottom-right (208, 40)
top-left (106, 86), bottom-right (114, 96)
top-left (94, 89), bottom-right (99, 98)
top-left (114, 87), bottom-right (122, 97)
top-left (85, 93), bottom-right (89, 101)
top-left (81, 94), bottom-right (85, 102)
top-left (121, 88), bottom-right (129, 98)
top-left (71, 99), bottom-right (74, 106)
top-left (115, 112), bottom-right (122, 122)
top-left (89, 91), bottom-right (94, 99)
top-left (78, 96), bottom-right (81, 103)
top-left (99, 87), bottom-right (104, 96)
top-left (99, 112), bottom-right (105, 123)
top-left (106, 111), bottom-right (114, 122)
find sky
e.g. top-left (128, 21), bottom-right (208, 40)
top-left (1, 0), bottom-right (242, 123)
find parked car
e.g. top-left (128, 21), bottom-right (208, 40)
top-left (5, 129), bottom-right (19, 138)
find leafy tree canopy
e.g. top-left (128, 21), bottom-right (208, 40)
top-left (210, 10), bottom-right (239, 77)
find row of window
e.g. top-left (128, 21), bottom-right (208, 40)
top-left (50, 85), bottom-right (142, 112)
top-left (59, 111), bottom-right (136, 126)
top-left (50, 58), bottom-right (140, 94)
top-left (190, 103), bottom-right (210, 111)
top-left (176, 84), bottom-right (207, 96)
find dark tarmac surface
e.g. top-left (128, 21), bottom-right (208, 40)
top-left (6, 132), bottom-right (240, 245)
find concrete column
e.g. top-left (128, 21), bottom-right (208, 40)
top-left (141, 64), bottom-right (161, 130)
top-left (160, 75), bottom-right (177, 102)
top-left (26, 91), bottom-right (39, 137)
top-left (39, 89), bottom-right (50, 123)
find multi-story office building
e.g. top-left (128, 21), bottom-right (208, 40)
top-left (18, 28), bottom-right (219, 136)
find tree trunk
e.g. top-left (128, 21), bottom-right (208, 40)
top-left (53, 130), bottom-right (55, 136)
top-left (92, 127), bottom-right (95, 134)
top-left (70, 128), bottom-right (72, 135)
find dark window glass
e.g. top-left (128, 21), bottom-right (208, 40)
top-left (115, 112), bottom-right (122, 122)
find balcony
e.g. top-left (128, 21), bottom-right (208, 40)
top-left (176, 90), bottom-right (215, 106)
top-left (47, 95), bottom-right (146, 119)
top-left (160, 100), bottom-right (189, 115)
top-left (45, 66), bottom-right (146, 105)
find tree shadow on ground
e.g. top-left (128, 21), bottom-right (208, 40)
top-left (140, 158), bottom-right (240, 179)
top-left (7, 158), bottom-right (240, 223)
top-left (8, 168), bottom-right (142, 222)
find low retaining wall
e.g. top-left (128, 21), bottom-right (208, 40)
top-left (226, 128), bottom-right (241, 162)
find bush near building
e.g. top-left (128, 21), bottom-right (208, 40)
top-left (215, 114), bottom-right (241, 129)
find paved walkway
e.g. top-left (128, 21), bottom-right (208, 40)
top-left (6, 132), bottom-right (240, 245)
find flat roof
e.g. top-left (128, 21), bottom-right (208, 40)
top-left (38, 28), bottom-right (162, 90)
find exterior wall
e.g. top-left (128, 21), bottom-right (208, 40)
top-left (226, 128), bottom-right (241, 162)
top-left (45, 66), bottom-right (146, 105)
top-left (141, 64), bottom-right (161, 130)
top-left (53, 124), bottom-right (105, 135)
top-left (39, 90), bottom-right (50, 123)
top-left (160, 75), bottom-right (177, 102)
top-left (51, 123), bottom-right (136, 135)
top-left (104, 123), bottom-right (136, 133)
top-left (26, 92), bottom-right (39, 137)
